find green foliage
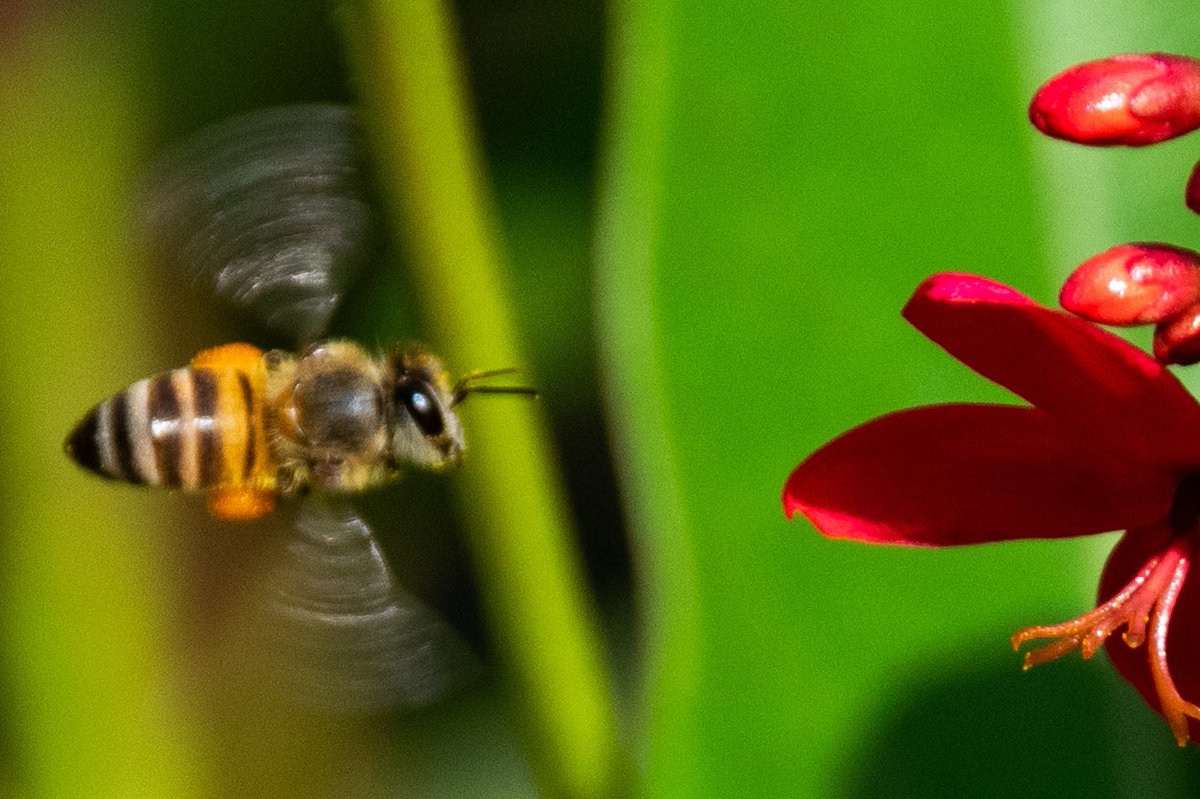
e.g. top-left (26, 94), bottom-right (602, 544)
top-left (0, 8), bottom-right (205, 797)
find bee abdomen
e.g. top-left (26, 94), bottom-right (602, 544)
top-left (66, 366), bottom-right (262, 490)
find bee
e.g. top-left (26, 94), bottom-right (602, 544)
top-left (63, 105), bottom-right (532, 711)
top-left (63, 338), bottom-right (521, 521)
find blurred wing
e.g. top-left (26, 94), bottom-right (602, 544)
top-left (141, 104), bottom-right (379, 343)
top-left (260, 499), bottom-right (471, 714)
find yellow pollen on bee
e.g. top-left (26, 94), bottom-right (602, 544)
top-left (207, 487), bottom-right (276, 521)
top-left (191, 342), bottom-right (267, 371)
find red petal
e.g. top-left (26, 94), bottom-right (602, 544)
top-left (782, 404), bottom-right (1173, 546)
top-left (1030, 53), bottom-right (1200, 146)
top-left (1100, 525), bottom-right (1200, 743)
top-left (1060, 243), bottom-right (1200, 325)
top-left (904, 273), bottom-right (1200, 467)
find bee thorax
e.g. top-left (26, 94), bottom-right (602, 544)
top-left (266, 340), bottom-right (393, 494)
top-left (295, 369), bottom-right (385, 452)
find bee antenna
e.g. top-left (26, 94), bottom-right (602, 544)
top-left (452, 368), bottom-right (539, 407)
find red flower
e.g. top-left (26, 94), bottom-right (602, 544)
top-left (1030, 53), bottom-right (1200, 146)
top-left (783, 272), bottom-right (1200, 745)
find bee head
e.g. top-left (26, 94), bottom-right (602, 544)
top-left (388, 345), bottom-right (464, 471)
top-left (388, 344), bottom-right (539, 473)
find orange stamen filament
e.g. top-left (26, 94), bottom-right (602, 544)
top-left (1149, 556), bottom-right (1199, 746)
top-left (1011, 540), bottom-right (1200, 745)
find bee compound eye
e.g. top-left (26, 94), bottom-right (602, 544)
top-left (398, 382), bottom-right (444, 437)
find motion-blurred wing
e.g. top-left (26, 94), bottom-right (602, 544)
top-left (141, 105), bottom-right (379, 343)
top-left (261, 500), bottom-right (470, 713)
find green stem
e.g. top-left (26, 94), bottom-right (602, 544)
top-left (336, 1), bottom-right (622, 795)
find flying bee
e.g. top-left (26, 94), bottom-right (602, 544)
top-left (63, 104), bottom-right (533, 711)
top-left (64, 338), bottom-right (527, 521)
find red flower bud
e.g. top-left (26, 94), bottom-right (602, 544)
top-left (1187, 161), bottom-right (1200, 215)
top-left (1155, 307), bottom-right (1200, 365)
top-left (1060, 243), bottom-right (1200, 324)
top-left (1030, 53), bottom-right (1200, 146)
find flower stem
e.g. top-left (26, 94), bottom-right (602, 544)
top-left (334, 1), bottom-right (622, 795)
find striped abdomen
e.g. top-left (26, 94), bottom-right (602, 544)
top-left (66, 365), bottom-right (272, 491)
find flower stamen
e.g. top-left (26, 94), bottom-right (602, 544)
top-left (1010, 554), bottom-right (1163, 661)
top-left (1148, 554), bottom-right (1199, 745)
top-left (1011, 539), bottom-right (1200, 744)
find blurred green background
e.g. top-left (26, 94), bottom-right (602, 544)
top-left (3, 0), bottom-right (1200, 796)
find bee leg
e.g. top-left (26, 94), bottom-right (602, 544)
top-left (207, 487), bottom-right (277, 521)
top-left (191, 342), bottom-right (265, 371)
